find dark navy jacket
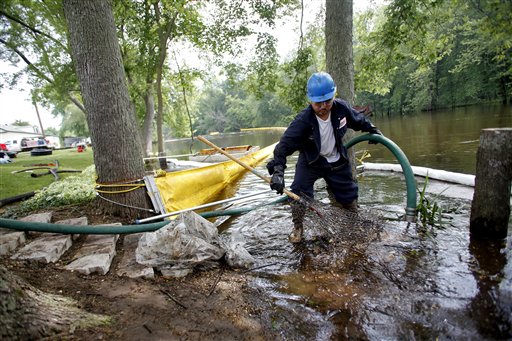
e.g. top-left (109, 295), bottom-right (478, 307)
top-left (273, 98), bottom-right (375, 169)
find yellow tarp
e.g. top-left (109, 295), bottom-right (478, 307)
top-left (154, 143), bottom-right (277, 213)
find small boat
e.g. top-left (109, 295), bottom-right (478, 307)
top-left (153, 143), bottom-right (276, 213)
top-left (188, 145), bottom-right (260, 163)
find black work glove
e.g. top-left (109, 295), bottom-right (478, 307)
top-left (270, 165), bottom-right (285, 195)
top-left (368, 126), bottom-right (383, 144)
top-left (266, 159), bottom-right (276, 175)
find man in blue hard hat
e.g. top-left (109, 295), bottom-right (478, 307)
top-left (267, 72), bottom-right (382, 243)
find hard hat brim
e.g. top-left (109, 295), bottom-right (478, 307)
top-left (307, 89), bottom-right (336, 103)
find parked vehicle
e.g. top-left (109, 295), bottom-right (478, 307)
top-left (0, 142), bottom-right (18, 158)
top-left (45, 136), bottom-right (61, 149)
top-left (20, 137), bottom-right (48, 151)
top-left (1, 139), bottom-right (21, 153)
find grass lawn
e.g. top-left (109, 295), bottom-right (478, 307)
top-left (0, 148), bottom-right (94, 200)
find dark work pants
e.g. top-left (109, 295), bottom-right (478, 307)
top-left (290, 155), bottom-right (358, 226)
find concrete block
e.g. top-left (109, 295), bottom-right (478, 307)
top-left (54, 217), bottom-right (88, 240)
top-left (19, 212), bottom-right (52, 223)
top-left (19, 212), bottom-right (53, 237)
top-left (11, 233), bottom-right (72, 263)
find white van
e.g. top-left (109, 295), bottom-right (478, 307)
top-left (2, 139), bottom-right (22, 152)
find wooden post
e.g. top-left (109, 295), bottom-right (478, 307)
top-left (470, 128), bottom-right (512, 239)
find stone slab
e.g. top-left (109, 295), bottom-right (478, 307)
top-left (11, 233), bottom-right (72, 263)
top-left (19, 212), bottom-right (53, 237)
top-left (54, 217), bottom-right (88, 225)
top-left (0, 228), bottom-right (26, 256)
top-left (116, 233), bottom-right (154, 279)
top-left (64, 233), bottom-right (119, 275)
top-left (19, 212), bottom-right (53, 223)
top-left (65, 254), bottom-right (114, 275)
top-left (54, 217), bottom-right (88, 240)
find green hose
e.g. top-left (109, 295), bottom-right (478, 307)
top-left (345, 133), bottom-right (417, 222)
top-left (0, 196), bottom-right (288, 234)
top-left (0, 134), bottom-right (416, 234)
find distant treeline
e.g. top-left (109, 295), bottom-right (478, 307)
top-left (353, 0), bottom-right (511, 116)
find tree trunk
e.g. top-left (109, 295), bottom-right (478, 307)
top-left (154, 4), bottom-right (177, 157)
top-left (326, 0), bottom-right (354, 102)
top-left (470, 128), bottom-right (512, 239)
top-left (0, 266), bottom-right (108, 339)
top-left (142, 81), bottom-right (156, 156)
top-left (325, 0), bottom-right (357, 177)
top-left (63, 0), bottom-right (151, 218)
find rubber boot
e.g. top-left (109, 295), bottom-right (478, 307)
top-left (341, 199), bottom-right (358, 212)
top-left (289, 202), bottom-right (306, 243)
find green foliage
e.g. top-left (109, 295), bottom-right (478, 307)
top-left (192, 78), bottom-right (294, 134)
top-left (17, 165), bottom-right (96, 213)
top-left (11, 120), bottom-right (30, 126)
top-left (59, 103), bottom-right (89, 137)
top-left (45, 127), bottom-right (59, 136)
top-left (279, 47), bottom-right (314, 113)
top-left (354, 0), bottom-right (512, 115)
top-left (416, 175), bottom-right (444, 229)
top-left (0, 0), bottom-right (78, 116)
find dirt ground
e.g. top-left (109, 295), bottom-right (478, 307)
top-left (0, 204), bottom-right (291, 341)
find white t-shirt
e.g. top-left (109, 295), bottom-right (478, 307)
top-left (316, 113), bottom-right (340, 163)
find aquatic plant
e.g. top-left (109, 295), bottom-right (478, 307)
top-left (416, 174), bottom-right (445, 229)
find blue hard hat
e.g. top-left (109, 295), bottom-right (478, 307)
top-left (306, 72), bottom-right (336, 102)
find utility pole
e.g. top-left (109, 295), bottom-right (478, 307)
top-left (32, 93), bottom-right (46, 138)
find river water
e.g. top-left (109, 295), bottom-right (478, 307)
top-left (165, 104), bottom-right (512, 340)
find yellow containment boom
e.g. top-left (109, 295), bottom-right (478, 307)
top-left (154, 142), bottom-right (277, 213)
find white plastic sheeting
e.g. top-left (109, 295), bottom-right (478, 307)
top-left (362, 162), bottom-right (475, 187)
top-left (135, 211), bottom-right (254, 277)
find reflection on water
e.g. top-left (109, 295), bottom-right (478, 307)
top-left (368, 104), bottom-right (512, 174)
top-left (165, 105), bottom-right (512, 339)
top-left (165, 104), bottom-right (511, 175)
top-left (164, 130), bottom-right (284, 157)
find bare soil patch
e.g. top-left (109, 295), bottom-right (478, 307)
top-left (1, 204), bottom-right (286, 340)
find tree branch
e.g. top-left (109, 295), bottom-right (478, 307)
top-left (0, 10), bottom-right (67, 50)
top-left (0, 37), bottom-right (54, 84)
top-left (0, 38), bottom-right (86, 114)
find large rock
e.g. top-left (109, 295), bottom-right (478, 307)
top-left (64, 232), bottom-right (119, 275)
top-left (11, 234), bottom-right (72, 263)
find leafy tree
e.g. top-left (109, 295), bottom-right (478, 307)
top-left (0, 0), bottom-right (84, 113)
top-left (11, 119), bottom-right (30, 126)
top-left (354, 0), bottom-right (511, 115)
top-left (59, 104), bottom-right (89, 138)
top-left (115, 0), bottom-right (298, 153)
